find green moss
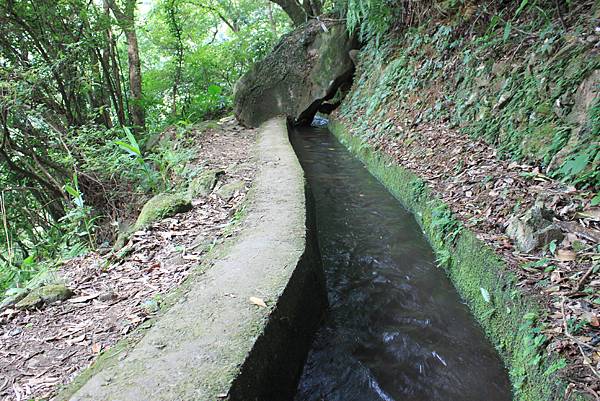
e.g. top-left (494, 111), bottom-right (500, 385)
top-left (55, 189), bottom-right (257, 400)
top-left (340, 9), bottom-right (599, 188)
top-left (134, 192), bottom-right (192, 230)
top-left (188, 169), bottom-right (223, 198)
top-left (329, 119), bottom-right (588, 401)
top-left (216, 180), bottom-right (246, 200)
top-left (15, 284), bottom-right (72, 310)
top-left (522, 122), bottom-right (557, 162)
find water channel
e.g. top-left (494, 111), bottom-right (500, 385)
top-left (290, 124), bottom-right (512, 401)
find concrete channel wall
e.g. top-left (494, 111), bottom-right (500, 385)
top-left (63, 117), bottom-right (327, 401)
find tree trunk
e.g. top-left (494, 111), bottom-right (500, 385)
top-left (269, 0), bottom-right (323, 25)
top-left (270, 0), bottom-right (307, 26)
top-left (103, 0), bottom-right (126, 126)
top-left (124, 28), bottom-right (144, 129)
top-left (107, 0), bottom-right (145, 131)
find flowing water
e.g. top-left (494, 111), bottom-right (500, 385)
top-left (291, 125), bottom-right (512, 401)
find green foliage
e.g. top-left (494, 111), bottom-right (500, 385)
top-left (431, 204), bottom-right (462, 245)
top-left (0, 0), bottom-right (289, 295)
top-left (347, 0), bottom-right (393, 45)
top-left (141, 0), bottom-right (290, 125)
top-left (340, 0), bottom-right (599, 190)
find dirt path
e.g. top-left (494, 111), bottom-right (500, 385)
top-left (0, 118), bottom-right (257, 401)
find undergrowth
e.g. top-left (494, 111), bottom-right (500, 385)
top-left (0, 121), bottom-right (199, 299)
top-left (342, 0), bottom-right (599, 191)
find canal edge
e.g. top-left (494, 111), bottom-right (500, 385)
top-left (328, 117), bottom-right (587, 401)
top-left (56, 117), bottom-right (327, 401)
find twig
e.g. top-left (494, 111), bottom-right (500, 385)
top-left (554, 0), bottom-right (567, 32)
top-left (573, 264), bottom-right (596, 292)
top-left (561, 298), bottom-right (600, 380)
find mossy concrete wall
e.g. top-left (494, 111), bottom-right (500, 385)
top-left (328, 118), bottom-right (588, 401)
top-left (62, 117), bottom-right (327, 401)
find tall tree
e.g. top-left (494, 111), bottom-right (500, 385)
top-left (107, 0), bottom-right (145, 130)
top-left (269, 0), bottom-right (322, 25)
top-left (166, 0), bottom-right (185, 116)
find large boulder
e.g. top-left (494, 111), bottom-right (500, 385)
top-left (234, 19), bottom-right (359, 127)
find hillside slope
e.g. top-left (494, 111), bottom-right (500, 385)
top-left (334, 1), bottom-right (599, 399)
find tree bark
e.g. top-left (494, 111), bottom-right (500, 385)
top-left (124, 28), bottom-right (145, 129)
top-left (269, 0), bottom-right (323, 26)
top-left (270, 0), bottom-right (307, 26)
top-left (107, 0), bottom-right (145, 131)
top-left (103, 0), bottom-right (126, 126)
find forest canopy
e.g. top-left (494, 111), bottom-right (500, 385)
top-left (0, 0), bottom-right (300, 292)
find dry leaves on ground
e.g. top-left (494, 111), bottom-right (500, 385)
top-left (0, 117), bottom-right (257, 401)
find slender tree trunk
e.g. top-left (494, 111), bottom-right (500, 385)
top-left (168, 0), bottom-right (184, 116)
top-left (107, 0), bottom-right (145, 131)
top-left (270, 0), bottom-right (307, 25)
top-left (90, 48), bottom-right (113, 127)
top-left (103, 0), bottom-right (126, 125)
top-left (267, 2), bottom-right (277, 35)
top-left (124, 28), bottom-right (144, 129)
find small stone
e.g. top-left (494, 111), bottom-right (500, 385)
top-left (38, 284), bottom-right (73, 304)
top-left (98, 291), bottom-right (116, 302)
top-left (141, 298), bottom-right (160, 314)
top-left (134, 192), bottom-right (193, 230)
top-left (0, 288), bottom-right (30, 311)
top-left (216, 180), bottom-right (246, 201)
top-left (506, 206), bottom-right (564, 253)
top-left (187, 169), bottom-right (224, 198)
top-left (14, 292), bottom-right (43, 310)
top-left (8, 327), bottom-right (22, 337)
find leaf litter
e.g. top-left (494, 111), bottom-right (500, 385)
top-left (336, 110), bottom-right (599, 397)
top-left (0, 117), bottom-right (257, 401)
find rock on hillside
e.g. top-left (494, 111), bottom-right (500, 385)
top-left (234, 19), bottom-right (359, 127)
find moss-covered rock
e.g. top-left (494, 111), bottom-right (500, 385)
top-left (134, 192), bottom-right (192, 230)
top-left (0, 288), bottom-right (29, 311)
top-left (216, 180), bottom-right (245, 200)
top-left (188, 169), bottom-right (224, 198)
top-left (15, 284), bottom-right (73, 310)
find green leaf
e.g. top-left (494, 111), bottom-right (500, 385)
top-left (591, 193), bottom-right (600, 206)
top-left (503, 22), bottom-right (512, 41)
top-left (115, 141), bottom-right (141, 157)
top-left (523, 312), bottom-right (538, 321)
top-left (549, 240), bottom-right (557, 255)
top-left (64, 184), bottom-right (79, 198)
top-left (515, 0), bottom-right (529, 17)
top-left (22, 255), bottom-right (35, 266)
top-left (208, 84), bottom-right (222, 96)
top-left (561, 153), bottom-right (590, 176)
top-left (480, 287), bottom-right (491, 303)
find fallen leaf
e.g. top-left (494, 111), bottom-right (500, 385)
top-left (91, 343), bottom-right (102, 354)
top-left (556, 249), bottom-right (577, 262)
top-left (66, 334), bottom-right (86, 346)
top-left (480, 287), bottom-right (491, 303)
top-left (550, 271), bottom-right (562, 283)
top-left (249, 296), bottom-right (267, 308)
top-left (68, 293), bottom-right (100, 303)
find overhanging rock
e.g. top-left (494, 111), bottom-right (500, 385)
top-left (234, 19), bottom-right (359, 127)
